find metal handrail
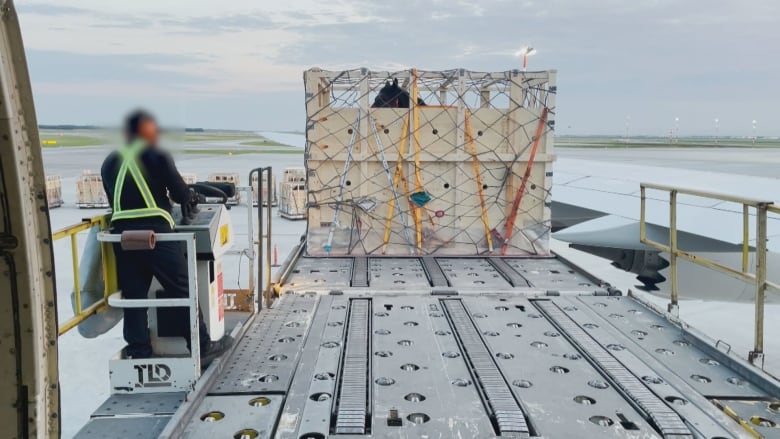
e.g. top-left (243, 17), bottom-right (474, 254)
top-left (53, 215), bottom-right (116, 336)
top-left (249, 167), bottom-right (274, 309)
top-left (640, 183), bottom-right (777, 366)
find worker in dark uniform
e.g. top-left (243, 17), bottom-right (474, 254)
top-left (101, 110), bottom-right (225, 361)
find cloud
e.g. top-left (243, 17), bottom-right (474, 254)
top-left (15, 0), bottom-right (780, 134)
top-left (26, 50), bottom-right (210, 85)
top-left (16, 4), bottom-right (89, 16)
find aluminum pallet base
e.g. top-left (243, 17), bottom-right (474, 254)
top-left (79, 257), bottom-right (780, 439)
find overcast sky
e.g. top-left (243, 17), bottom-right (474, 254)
top-left (17, 0), bottom-right (780, 136)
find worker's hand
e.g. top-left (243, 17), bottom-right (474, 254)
top-left (180, 199), bottom-right (193, 225)
top-left (188, 188), bottom-right (200, 214)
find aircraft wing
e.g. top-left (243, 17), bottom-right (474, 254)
top-left (552, 156), bottom-right (780, 302)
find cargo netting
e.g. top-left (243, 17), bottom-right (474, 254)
top-left (304, 68), bottom-right (556, 256)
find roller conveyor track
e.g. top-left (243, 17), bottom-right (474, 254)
top-left (350, 257), bottom-right (369, 288)
top-left (441, 299), bottom-right (531, 438)
top-left (535, 300), bottom-right (693, 439)
top-left (421, 256), bottom-right (449, 287)
top-left (488, 258), bottom-right (531, 287)
top-left (84, 257), bottom-right (780, 439)
top-left (334, 299), bottom-right (371, 434)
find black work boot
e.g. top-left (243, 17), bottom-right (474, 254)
top-left (200, 336), bottom-right (233, 370)
top-left (122, 344), bottom-right (153, 359)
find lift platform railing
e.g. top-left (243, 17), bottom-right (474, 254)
top-left (249, 166), bottom-right (274, 309)
top-left (639, 182), bottom-right (780, 366)
top-left (52, 215), bottom-right (117, 336)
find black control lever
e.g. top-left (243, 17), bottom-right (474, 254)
top-left (189, 182), bottom-right (229, 205)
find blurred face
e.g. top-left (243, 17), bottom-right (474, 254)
top-left (138, 117), bottom-right (159, 146)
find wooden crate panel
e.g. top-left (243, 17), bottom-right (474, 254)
top-left (304, 68), bottom-right (556, 256)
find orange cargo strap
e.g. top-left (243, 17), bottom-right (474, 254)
top-left (501, 107), bottom-right (548, 255)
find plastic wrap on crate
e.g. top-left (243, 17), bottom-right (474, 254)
top-left (45, 175), bottom-right (63, 208)
top-left (304, 68), bottom-right (556, 256)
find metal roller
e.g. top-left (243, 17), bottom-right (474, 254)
top-left (441, 299), bottom-right (531, 437)
top-left (535, 301), bottom-right (693, 438)
top-left (334, 299), bottom-right (371, 434)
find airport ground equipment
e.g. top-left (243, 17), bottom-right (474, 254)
top-left (76, 170), bottom-right (109, 208)
top-left (171, 203), bottom-right (233, 341)
top-left (250, 166), bottom-right (275, 308)
top-left (63, 69), bottom-right (780, 438)
top-left (97, 230), bottom-right (203, 394)
top-left (252, 172), bottom-right (278, 207)
top-left (147, 254), bottom-right (778, 439)
top-left (45, 175), bottom-right (63, 208)
top-left (208, 173), bottom-right (241, 205)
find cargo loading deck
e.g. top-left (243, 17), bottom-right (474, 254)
top-left (75, 254), bottom-right (780, 439)
top-left (69, 67), bottom-right (780, 438)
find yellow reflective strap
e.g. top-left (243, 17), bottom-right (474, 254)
top-left (113, 162), bottom-right (129, 209)
top-left (110, 141), bottom-right (176, 229)
top-left (126, 160), bottom-right (158, 209)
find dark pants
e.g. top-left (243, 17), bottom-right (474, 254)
top-left (113, 239), bottom-right (210, 357)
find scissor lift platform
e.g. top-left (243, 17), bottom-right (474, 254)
top-left (75, 256), bottom-right (780, 439)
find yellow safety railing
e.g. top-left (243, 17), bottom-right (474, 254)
top-left (640, 183), bottom-right (780, 366)
top-left (52, 215), bottom-right (117, 336)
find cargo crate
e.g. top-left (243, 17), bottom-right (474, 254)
top-left (45, 175), bottom-right (63, 208)
top-left (76, 171), bottom-right (109, 209)
top-left (251, 173), bottom-right (277, 207)
top-left (282, 167), bottom-right (306, 183)
top-left (279, 181), bottom-right (307, 220)
top-left (207, 173), bottom-right (241, 205)
top-left (180, 173), bottom-right (198, 185)
top-left (304, 68), bottom-right (556, 256)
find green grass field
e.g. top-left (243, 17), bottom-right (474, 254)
top-left (40, 134), bottom-right (105, 147)
top-left (181, 148), bottom-right (303, 155)
top-left (556, 136), bottom-right (780, 149)
top-left (184, 132), bottom-right (260, 142)
top-left (240, 139), bottom-right (289, 147)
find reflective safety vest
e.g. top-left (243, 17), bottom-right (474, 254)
top-left (110, 140), bottom-right (175, 228)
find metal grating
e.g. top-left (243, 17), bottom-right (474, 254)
top-left (488, 258), bottom-right (531, 287)
top-left (209, 294), bottom-right (317, 394)
top-left (334, 299), bottom-right (371, 434)
top-left (536, 300), bottom-right (693, 438)
top-left (179, 394), bottom-right (284, 439)
top-left (421, 257), bottom-right (448, 287)
top-left (438, 258), bottom-right (513, 289)
top-left (505, 258), bottom-right (596, 290)
top-left (92, 393), bottom-right (184, 417)
top-left (442, 299), bottom-right (531, 437)
top-left (369, 258), bottom-right (430, 288)
top-left (578, 296), bottom-right (771, 398)
top-left (351, 257), bottom-right (369, 288)
top-left (74, 416), bottom-right (171, 439)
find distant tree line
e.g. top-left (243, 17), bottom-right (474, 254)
top-left (39, 124), bottom-right (205, 132)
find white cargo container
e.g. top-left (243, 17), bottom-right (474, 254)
top-left (282, 167), bottom-right (306, 183)
top-left (251, 173), bottom-right (277, 207)
top-left (45, 175), bottom-right (63, 208)
top-left (207, 173), bottom-right (241, 205)
top-left (76, 171), bottom-right (109, 209)
top-left (279, 181), bottom-right (306, 220)
top-left (304, 68), bottom-right (556, 256)
top-left (180, 173), bottom-right (197, 185)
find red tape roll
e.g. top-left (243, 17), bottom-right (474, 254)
top-left (120, 230), bottom-right (156, 251)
